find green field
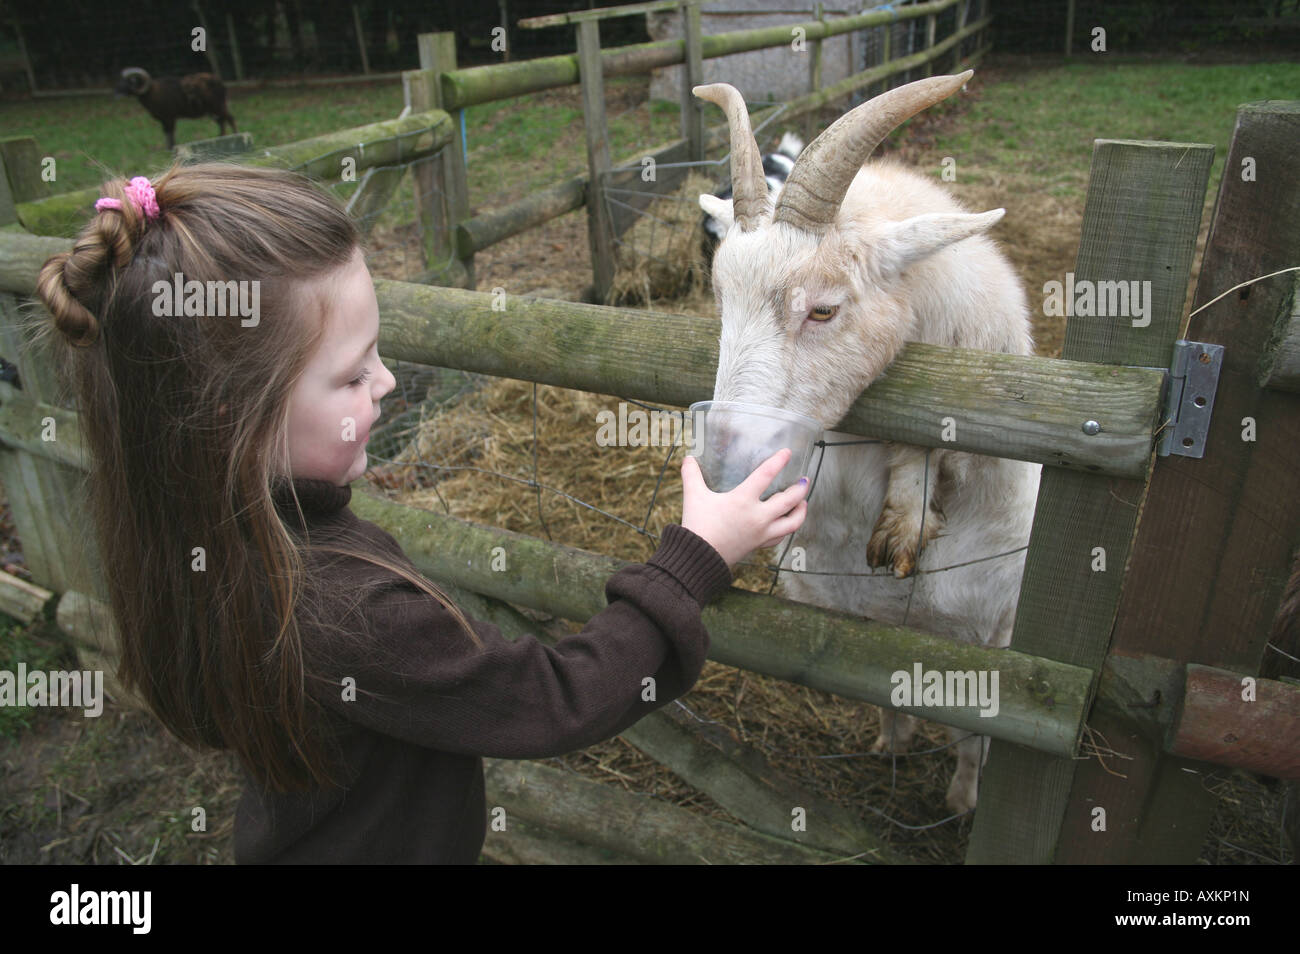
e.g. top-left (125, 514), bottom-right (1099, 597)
top-left (1, 60), bottom-right (1296, 210)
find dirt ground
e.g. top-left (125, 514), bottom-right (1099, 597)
top-left (0, 63), bottom-right (1289, 866)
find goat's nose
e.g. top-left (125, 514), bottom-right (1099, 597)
top-left (712, 422), bottom-right (736, 454)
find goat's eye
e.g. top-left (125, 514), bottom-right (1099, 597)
top-left (808, 305), bottom-right (839, 321)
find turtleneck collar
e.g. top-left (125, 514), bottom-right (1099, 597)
top-left (271, 475), bottom-right (353, 520)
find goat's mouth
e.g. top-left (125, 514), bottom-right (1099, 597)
top-left (690, 400), bottom-right (821, 497)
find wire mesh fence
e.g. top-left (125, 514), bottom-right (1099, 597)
top-left (360, 369), bottom-right (1024, 830)
top-left (350, 11), bottom-right (1013, 830)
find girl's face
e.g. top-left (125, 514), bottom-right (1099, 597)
top-left (285, 248), bottom-right (397, 486)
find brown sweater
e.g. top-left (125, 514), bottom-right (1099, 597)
top-left (234, 476), bottom-right (734, 863)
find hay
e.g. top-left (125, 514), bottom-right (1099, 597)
top-left (609, 171), bottom-right (716, 306)
top-left (375, 374), bottom-right (1300, 863)
top-left (375, 375), bottom-right (973, 861)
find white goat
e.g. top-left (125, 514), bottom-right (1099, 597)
top-left (694, 71), bottom-right (1042, 814)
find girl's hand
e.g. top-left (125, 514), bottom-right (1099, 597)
top-left (679, 448), bottom-right (809, 570)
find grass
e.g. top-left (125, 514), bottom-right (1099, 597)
top-left (7, 61), bottom-right (1294, 232)
top-left (461, 75), bottom-right (684, 208)
top-left (0, 72), bottom-right (677, 211)
top-left (924, 60), bottom-right (1300, 200)
top-left (0, 608), bottom-right (240, 865)
top-left (0, 82), bottom-right (407, 192)
top-left (0, 613), bottom-right (75, 740)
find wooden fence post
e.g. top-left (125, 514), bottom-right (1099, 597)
top-left (806, 2), bottom-right (824, 147)
top-left (0, 138), bottom-right (51, 204)
top-left (412, 32), bottom-right (473, 288)
top-left (923, 13), bottom-right (937, 78)
top-left (1044, 102), bottom-right (1300, 863)
top-left (225, 12), bottom-right (245, 81)
top-left (965, 139), bottom-right (1215, 863)
top-left (0, 155), bottom-right (106, 605)
top-left (190, 1), bottom-right (222, 78)
top-left (878, 18), bottom-right (891, 98)
top-left (352, 4), bottom-right (371, 75)
top-left (577, 19), bottom-right (615, 304)
top-left (11, 18), bottom-right (37, 95)
top-left (680, 0), bottom-right (704, 163)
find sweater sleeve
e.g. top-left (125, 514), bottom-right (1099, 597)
top-left (312, 524), bottom-right (733, 760)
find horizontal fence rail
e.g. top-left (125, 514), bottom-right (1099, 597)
top-left (0, 236), bottom-right (1167, 478)
top-left (449, 11), bottom-right (993, 259)
top-left (441, 0), bottom-right (968, 109)
top-left (0, 377), bottom-right (1092, 755)
top-left (14, 109), bottom-right (455, 239)
top-left (371, 281), bottom-right (1164, 478)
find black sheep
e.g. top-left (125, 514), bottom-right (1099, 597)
top-left (114, 67), bottom-right (237, 151)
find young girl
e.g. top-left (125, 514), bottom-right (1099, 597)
top-left (33, 162), bottom-right (809, 864)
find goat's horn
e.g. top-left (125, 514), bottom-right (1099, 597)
top-left (693, 83), bottom-right (767, 233)
top-left (773, 71), bottom-right (973, 235)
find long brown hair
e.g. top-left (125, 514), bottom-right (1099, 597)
top-left (32, 161), bottom-right (482, 793)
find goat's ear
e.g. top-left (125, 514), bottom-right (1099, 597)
top-left (699, 193), bottom-right (734, 230)
top-left (874, 209), bottom-right (1005, 278)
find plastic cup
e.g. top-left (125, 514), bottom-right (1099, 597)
top-left (688, 401), bottom-right (821, 500)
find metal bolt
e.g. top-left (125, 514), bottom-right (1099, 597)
top-left (1082, 420), bottom-right (1101, 435)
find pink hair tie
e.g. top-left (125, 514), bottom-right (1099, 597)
top-left (94, 176), bottom-right (161, 221)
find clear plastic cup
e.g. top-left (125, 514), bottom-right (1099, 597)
top-left (688, 401), bottom-right (822, 500)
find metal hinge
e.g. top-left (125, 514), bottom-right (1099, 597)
top-left (1157, 340), bottom-right (1224, 458)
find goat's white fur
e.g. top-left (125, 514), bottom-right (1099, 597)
top-left (701, 152), bottom-right (1041, 814)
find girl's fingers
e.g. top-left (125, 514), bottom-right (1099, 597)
top-left (758, 500), bottom-right (808, 549)
top-left (768, 473), bottom-right (809, 511)
top-left (741, 447), bottom-right (792, 494)
top-left (776, 499), bottom-right (807, 534)
top-left (681, 454), bottom-right (705, 491)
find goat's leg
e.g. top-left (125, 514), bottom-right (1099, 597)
top-left (870, 707), bottom-right (919, 752)
top-left (945, 727), bottom-right (989, 815)
top-left (867, 444), bottom-right (945, 578)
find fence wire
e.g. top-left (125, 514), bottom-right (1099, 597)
top-left (352, 22), bottom-right (1021, 834)
top-left (362, 366), bottom-right (1034, 830)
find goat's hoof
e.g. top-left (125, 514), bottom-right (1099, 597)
top-left (867, 504), bottom-right (942, 579)
top-left (870, 709), bottom-right (919, 752)
top-left (870, 732), bottom-right (914, 754)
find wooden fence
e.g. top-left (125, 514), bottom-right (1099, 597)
top-left (1, 88), bottom-right (1297, 861)
top-left (3, 2), bottom-right (1298, 860)
top-left (401, 1), bottom-right (993, 302)
top-left (7, 7), bottom-right (991, 299)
